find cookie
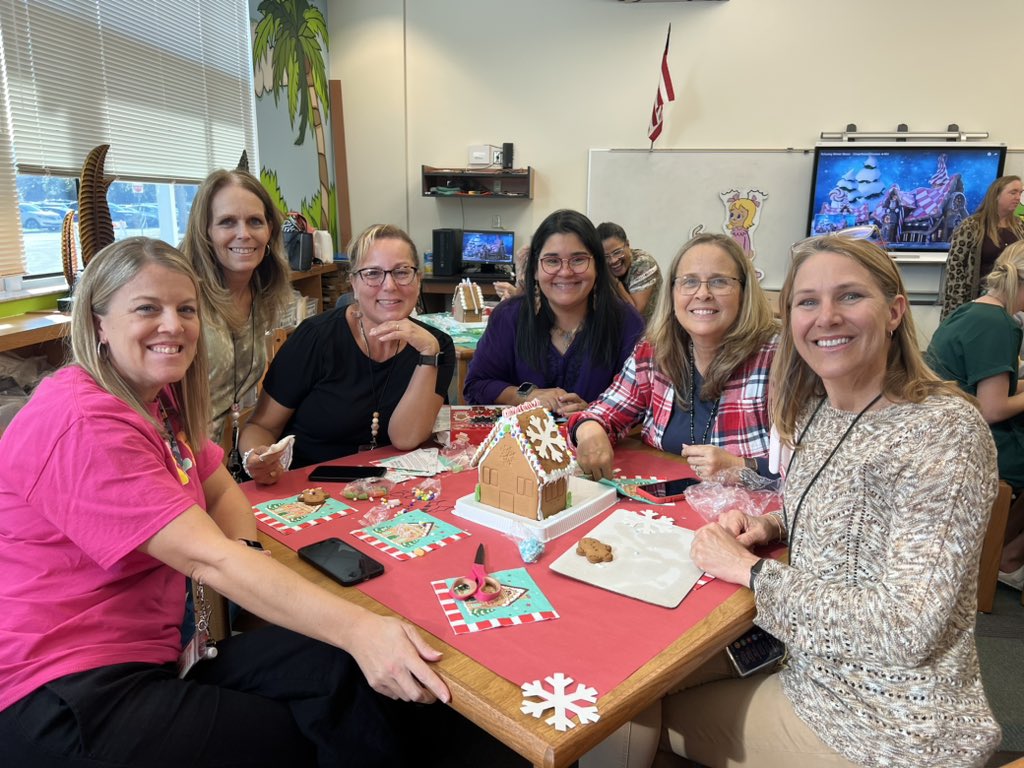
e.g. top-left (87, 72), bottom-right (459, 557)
top-left (298, 487), bottom-right (329, 505)
top-left (576, 537), bottom-right (613, 564)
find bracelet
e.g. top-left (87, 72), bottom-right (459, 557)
top-left (767, 513), bottom-right (785, 543)
top-left (242, 448), bottom-right (257, 470)
top-left (238, 537), bottom-right (264, 551)
top-left (569, 417), bottom-right (602, 446)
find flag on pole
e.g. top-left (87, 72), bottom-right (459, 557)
top-left (647, 24), bottom-right (675, 144)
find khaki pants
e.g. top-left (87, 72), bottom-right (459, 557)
top-left (582, 653), bottom-right (859, 768)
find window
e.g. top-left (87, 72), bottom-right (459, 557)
top-left (0, 0), bottom-right (257, 280)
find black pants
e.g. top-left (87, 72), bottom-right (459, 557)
top-left (0, 625), bottom-right (409, 768)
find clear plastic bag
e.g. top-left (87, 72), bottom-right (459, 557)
top-left (341, 477), bottom-right (394, 501)
top-left (684, 469), bottom-right (780, 524)
top-left (503, 521), bottom-right (545, 563)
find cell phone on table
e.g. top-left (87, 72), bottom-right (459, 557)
top-left (634, 477), bottom-right (700, 503)
top-left (726, 627), bottom-right (786, 677)
top-left (307, 464), bottom-right (386, 482)
top-left (298, 537), bottom-right (385, 586)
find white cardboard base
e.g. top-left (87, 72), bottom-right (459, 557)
top-left (453, 476), bottom-right (617, 542)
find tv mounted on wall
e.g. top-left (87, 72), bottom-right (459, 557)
top-left (807, 144), bottom-right (1007, 254)
top-left (460, 229), bottom-right (514, 274)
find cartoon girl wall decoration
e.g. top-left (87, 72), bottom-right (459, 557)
top-left (720, 189), bottom-right (767, 257)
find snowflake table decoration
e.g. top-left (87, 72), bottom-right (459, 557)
top-left (622, 508), bottom-right (675, 535)
top-left (520, 672), bottom-right (600, 732)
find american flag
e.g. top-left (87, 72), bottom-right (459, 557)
top-left (647, 25), bottom-right (675, 144)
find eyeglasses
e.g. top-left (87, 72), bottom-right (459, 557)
top-left (672, 276), bottom-right (742, 295)
top-left (354, 265), bottom-right (419, 287)
top-left (604, 247), bottom-right (628, 264)
top-left (539, 255), bottom-right (593, 275)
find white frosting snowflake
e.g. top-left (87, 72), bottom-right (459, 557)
top-left (622, 509), bottom-right (674, 534)
top-left (520, 672), bottom-right (600, 732)
top-left (525, 413), bottom-right (565, 462)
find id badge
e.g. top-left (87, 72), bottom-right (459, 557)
top-left (177, 627), bottom-right (217, 679)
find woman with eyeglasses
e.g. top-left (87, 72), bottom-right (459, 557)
top-left (597, 221), bottom-right (663, 324)
top-left (463, 209), bottom-right (644, 415)
top-left (240, 224), bottom-right (455, 479)
top-left (568, 233), bottom-right (778, 482)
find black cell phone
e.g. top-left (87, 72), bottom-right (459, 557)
top-left (307, 464), bottom-right (386, 482)
top-left (725, 627), bottom-right (786, 677)
top-left (298, 537), bottom-right (385, 586)
top-left (634, 477), bottom-right (700, 503)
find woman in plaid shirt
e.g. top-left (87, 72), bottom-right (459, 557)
top-left (569, 233), bottom-right (778, 479)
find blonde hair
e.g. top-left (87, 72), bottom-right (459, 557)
top-left (181, 169), bottom-right (291, 333)
top-left (729, 198), bottom-right (757, 230)
top-left (346, 224), bottom-right (419, 271)
top-left (770, 236), bottom-right (968, 445)
top-left (646, 233), bottom-right (777, 405)
top-left (71, 237), bottom-right (210, 446)
top-left (982, 239), bottom-right (1024, 308)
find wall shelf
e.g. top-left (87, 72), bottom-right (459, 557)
top-left (422, 165), bottom-right (533, 199)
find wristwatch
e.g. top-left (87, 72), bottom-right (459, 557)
top-left (749, 558), bottom-right (767, 591)
top-left (417, 352), bottom-right (441, 367)
top-left (516, 382), bottom-right (537, 400)
top-left (239, 538), bottom-right (265, 551)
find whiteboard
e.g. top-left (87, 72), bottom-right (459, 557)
top-left (587, 148), bottom-right (814, 289)
top-left (1001, 148), bottom-right (1024, 179)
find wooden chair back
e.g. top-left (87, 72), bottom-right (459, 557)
top-left (978, 481), bottom-right (1012, 613)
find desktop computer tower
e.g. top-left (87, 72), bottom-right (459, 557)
top-left (432, 228), bottom-right (462, 276)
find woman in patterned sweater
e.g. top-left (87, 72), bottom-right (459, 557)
top-left (569, 233), bottom-right (777, 481)
top-left (671, 236), bottom-right (1001, 767)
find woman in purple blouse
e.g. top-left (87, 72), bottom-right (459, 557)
top-left (463, 210), bottom-right (644, 415)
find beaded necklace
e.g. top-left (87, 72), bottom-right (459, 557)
top-left (226, 290), bottom-right (256, 481)
top-left (357, 313), bottom-right (397, 451)
top-left (688, 340), bottom-right (720, 445)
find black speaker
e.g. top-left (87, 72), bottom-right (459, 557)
top-left (432, 228), bottom-right (462, 276)
top-left (502, 142), bottom-right (513, 170)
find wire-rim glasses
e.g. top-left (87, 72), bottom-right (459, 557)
top-left (354, 265), bottom-right (419, 287)
top-left (539, 255), bottom-right (593, 275)
top-left (672, 276), bottom-right (742, 295)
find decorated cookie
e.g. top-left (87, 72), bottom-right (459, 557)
top-left (576, 537), bottom-right (613, 564)
top-left (297, 487), bottom-right (329, 505)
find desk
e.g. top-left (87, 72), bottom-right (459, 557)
top-left (253, 441), bottom-right (756, 768)
top-left (421, 275), bottom-right (503, 313)
top-left (0, 311), bottom-right (71, 363)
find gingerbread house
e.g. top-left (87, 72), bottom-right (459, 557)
top-left (470, 400), bottom-right (572, 520)
top-left (452, 279), bottom-right (486, 323)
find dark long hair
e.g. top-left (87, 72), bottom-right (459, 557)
top-left (516, 209), bottom-right (626, 373)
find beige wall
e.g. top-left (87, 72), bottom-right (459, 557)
top-left (330, 0), bottom-right (1023, 271)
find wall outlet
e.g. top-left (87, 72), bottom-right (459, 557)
top-left (492, 214), bottom-right (502, 228)
top-left (492, 148), bottom-right (503, 165)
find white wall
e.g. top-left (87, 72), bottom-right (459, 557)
top-left (330, 0), bottom-right (1024, 337)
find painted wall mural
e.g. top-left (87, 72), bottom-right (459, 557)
top-left (251, 0), bottom-right (337, 250)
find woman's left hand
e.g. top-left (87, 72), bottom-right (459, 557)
top-left (369, 319), bottom-right (440, 356)
top-left (682, 444), bottom-right (745, 479)
top-left (690, 522), bottom-right (761, 586)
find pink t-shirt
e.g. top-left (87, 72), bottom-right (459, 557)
top-left (0, 366), bottom-right (223, 710)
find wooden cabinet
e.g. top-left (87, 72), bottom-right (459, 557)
top-left (421, 165), bottom-right (533, 199)
top-left (289, 261), bottom-right (348, 312)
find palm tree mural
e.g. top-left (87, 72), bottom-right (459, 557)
top-left (253, 0), bottom-right (332, 233)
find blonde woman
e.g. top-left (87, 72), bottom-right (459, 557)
top-left (928, 239), bottom-right (1024, 588)
top-left (569, 233), bottom-right (777, 481)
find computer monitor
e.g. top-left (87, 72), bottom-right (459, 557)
top-left (807, 143), bottom-right (1007, 254)
top-left (460, 229), bottom-right (514, 273)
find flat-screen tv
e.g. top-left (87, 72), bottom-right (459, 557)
top-left (807, 144), bottom-right (1007, 254)
top-left (460, 229), bottom-right (514, 273)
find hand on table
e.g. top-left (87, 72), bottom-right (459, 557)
top-left (690, 521), bottom-right (761, 587)
top-left (531, 387), bottom-right (587, 416)
top-left (681, 444), bottom-right (744, 480)
top-left (715, 509), bottom-right (781, 549)
top-left (574, 421), bottom-right (614, 481)
top-left (348, 613), bottom-right (450, 704)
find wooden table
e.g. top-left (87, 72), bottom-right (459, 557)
top-left (258, 441), bottom-right (755, 768)
top-left (0, 311), bottom-right (71, 361)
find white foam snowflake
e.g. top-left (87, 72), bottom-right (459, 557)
top-left (622, 509), bottom-right (675, 535)
top-left (525, 413), bottom-right (565, 462)
top-left (520, 672), bottom-right (600, 732)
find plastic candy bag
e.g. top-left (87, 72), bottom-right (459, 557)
top-left (684, 470), bottom-right (779, 524)
top-left (439, 432), bottom-right (475, 472)
top-left (341, 476), bottom-right (394, 501)
top-left (411, 477), bottom-right (442, 503)
top-left (503, 521), bottom-right (545, 564)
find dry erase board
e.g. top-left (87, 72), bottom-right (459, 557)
top-left (587, 148), bottom-right (814, 289)
top-left (1000, 149), bottom-right (1024, 181)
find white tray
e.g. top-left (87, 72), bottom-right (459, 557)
top-left (453, 476), bottom-right (616, 542)
top-left (549, 508), bottom-right (704, 608)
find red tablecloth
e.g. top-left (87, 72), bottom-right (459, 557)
top-left (247, 448), bottom-right (762, 697)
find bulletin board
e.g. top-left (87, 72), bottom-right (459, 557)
top-left (587, 148), bottom-right (814, 289)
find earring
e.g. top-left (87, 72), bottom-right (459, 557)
top-left (96, 340), bottom-right (108, 359)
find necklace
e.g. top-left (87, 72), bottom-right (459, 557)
top-left (688, 341), bottom-right (720, 445)
top-left (783, 391), bottom-right (884, 566)
top-left (226, 291), bottom-right (256, 481)
top-left (357, 313), bottom-right (398, 451)
top-left (551, 321), bottom-right (583, 349)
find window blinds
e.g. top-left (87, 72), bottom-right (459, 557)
top-left (0, 0), bottom-right (258, 276)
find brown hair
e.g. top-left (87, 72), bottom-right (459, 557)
top-left (646, 233), bottom-right (777, 405)
top-left (974, 175), bottom-right (1024, 247)
top-left (770, 235), bottom-right (968, 445)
